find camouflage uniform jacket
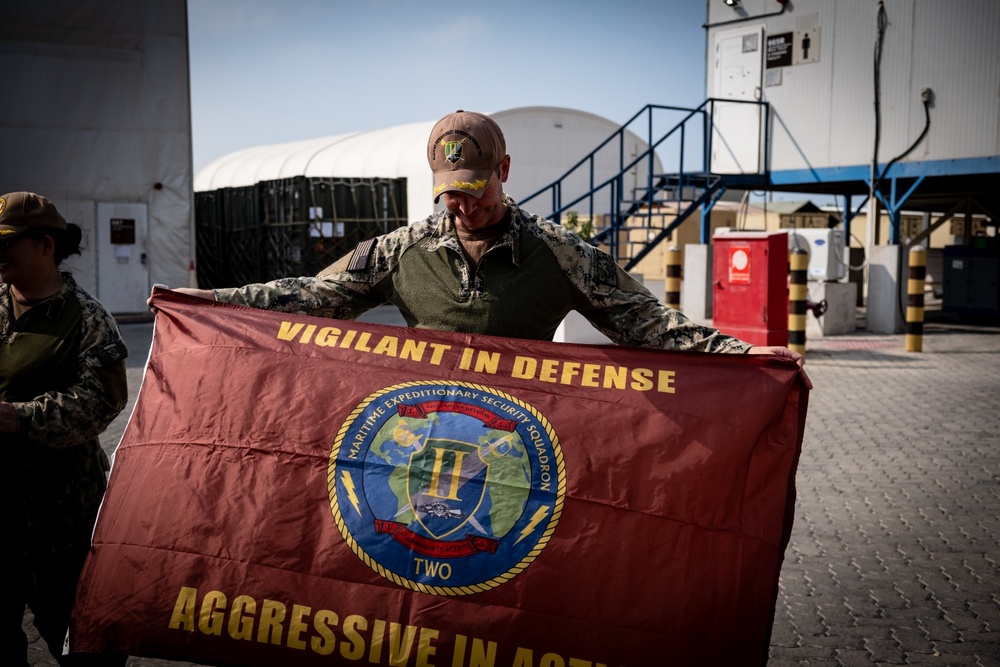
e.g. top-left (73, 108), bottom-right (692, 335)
top-left (1, 273), bottom-right (128, 552)
top-left (215, 195), bottom-right (752, 353)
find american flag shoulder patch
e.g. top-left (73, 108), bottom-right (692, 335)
top-left (346, 238), bottom-right (377, 272)
top-left (95, 339), bottom-right (128, 365)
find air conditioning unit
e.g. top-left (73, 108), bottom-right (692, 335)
top-left (788, 229), bottom-right (847, 281)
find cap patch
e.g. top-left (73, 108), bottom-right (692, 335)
top-left (444, 140), bottom-right (464, 164)
top-left (0, 197), bottom-right (6, 216)
top-left (432, 130), bottom-right (483, 164)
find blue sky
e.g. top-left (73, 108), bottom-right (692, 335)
top-left (187, 0), bottom-right (710, 174)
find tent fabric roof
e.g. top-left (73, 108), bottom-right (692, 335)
top-left (194, 106), bottom-right (637, 193)
top-left (194, 122), bottom-right (433, 192)
top-left (194, 107), bottom-right (661, 224)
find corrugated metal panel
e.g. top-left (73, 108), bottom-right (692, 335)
top-left (826, 1), bottom-right (882, 168)
top-left (909, 0), bottom-right (1000, 160)
top-left (874, 0), bottom-right (917, 166)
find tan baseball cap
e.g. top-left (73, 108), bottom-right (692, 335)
top-left (427, 110), bottom-right (506, 201)
top-left (0, 191), bottom-right (67, 240)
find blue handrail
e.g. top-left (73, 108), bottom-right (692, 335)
top-left (519, 98), bottom-right (769, 267)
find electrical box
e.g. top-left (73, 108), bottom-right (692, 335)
top-left (712, 231), bottom-right (789, 346)
top-left (788, 228), bottom-right (847, 282)
top-left (942, 245), bottom-right (1000, 315)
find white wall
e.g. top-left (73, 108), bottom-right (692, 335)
top-left (0, 0), bottom-right (195, 312)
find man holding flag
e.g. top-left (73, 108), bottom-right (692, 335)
top-left (82, 109), bottom-right (812, 666)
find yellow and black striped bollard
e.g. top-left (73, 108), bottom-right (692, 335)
top-left (906, 245), bottom-right (926, 352)
top-left (788, 248), bottom-right (809, 357)
top-left (665, 246), bottom-right (682, 311)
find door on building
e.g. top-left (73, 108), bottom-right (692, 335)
top-left (96, 202), bottom-right (149, 314)
top-left (711, 27), bottom-right (764, 174)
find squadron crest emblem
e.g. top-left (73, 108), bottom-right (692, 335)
top-left (443, 139), bottom-right (464, 164)
top-left (329, 381), bottom-right (565, 595)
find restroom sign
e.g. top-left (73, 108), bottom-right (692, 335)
top-left (729, 245), bottom-right (752, 284)
top-left (793, 27), bottom-right (820, 65)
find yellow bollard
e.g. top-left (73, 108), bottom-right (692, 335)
top-left (906, 245), bottom-right (926, 352)
top-left (788, 248), bottom-right (808, 356)
top-left (665, 246), bottom-right (682, 311)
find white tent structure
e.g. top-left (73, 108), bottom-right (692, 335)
top-left (0, 0), bottom-right (194, 315)
top-left (195, 106), bottom-right (661, 222)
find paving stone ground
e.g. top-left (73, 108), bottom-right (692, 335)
top-left (766, 321), bottom-right (1000, 667)
top-left (24, 308), bottom-right (1000, 666)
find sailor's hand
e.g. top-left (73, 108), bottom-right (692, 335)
top-left (170, 288), bottom-right (217, 300)
top-left (746, 346), bottom-right (813, 390)
top-left (147, 287), bottom-right (217, 313)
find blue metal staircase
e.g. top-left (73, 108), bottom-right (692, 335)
top-left (518, 99), bottom-right (770, 271)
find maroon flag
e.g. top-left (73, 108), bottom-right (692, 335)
top-left (71, 289), bottom-right (808, 667)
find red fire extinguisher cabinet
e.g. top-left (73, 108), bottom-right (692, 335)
top-left (712, 231), bottom-right (789, 346)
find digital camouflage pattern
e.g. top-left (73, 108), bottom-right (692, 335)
top-left (2, 273), bottom-right (128, 557)
top-left (215, 196), bottom-right (752, 353)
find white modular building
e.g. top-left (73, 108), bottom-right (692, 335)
top-left (705, 0), bottom-right (998, 197)
top-left (702, 0), bottom-right (1000, 330)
